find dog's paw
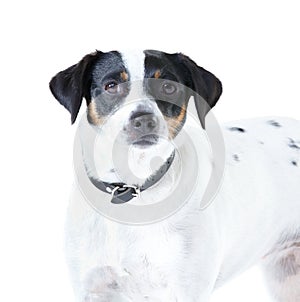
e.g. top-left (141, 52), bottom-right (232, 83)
top-left (84, 266), bottom-right (120, 292)
top-left (83, 266), bottom-right (131, 302)
top-left (82, 266), bottom-right (176, 301)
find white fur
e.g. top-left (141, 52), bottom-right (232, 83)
top-left (67, 115), bottom-right (300, 301)
top-left (66, 51), bottom-right (300, 301)
top-left (121, 50), bottom-right (145, 81)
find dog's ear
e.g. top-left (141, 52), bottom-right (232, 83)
top-left (49, 51), bottom-right (101, 124)
top-left (178, 54), bottom-right (222, 128)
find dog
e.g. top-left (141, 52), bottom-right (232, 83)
top-left (50, 50), bottom-right (300, 302)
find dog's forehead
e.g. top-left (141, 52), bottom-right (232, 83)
top-left (120, 50), bottom-right (146, 81)
top-left (91, 50), bottom-right (176, 82)
top-left (120, 50), bottom-right (171, 80)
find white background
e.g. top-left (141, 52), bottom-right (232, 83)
top-left (0, 0), bottom-right (299, 301)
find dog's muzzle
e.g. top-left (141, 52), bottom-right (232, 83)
top-left (124, 109), bottom-right (165, 146)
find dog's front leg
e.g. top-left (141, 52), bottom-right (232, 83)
top-left (174, 251), bottom-right (221, 301)
top-left (173, 210), bottom-right (222, 302)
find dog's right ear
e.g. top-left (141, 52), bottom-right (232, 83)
top-left (49, 51), bottom-right (102, 124)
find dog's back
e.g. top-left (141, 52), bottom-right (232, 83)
top-left (215, 117), bottom-right (300, 301)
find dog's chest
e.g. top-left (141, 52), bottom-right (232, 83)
top-left (76, 209), bottom-right (185, 299)
top-left (103, 220), bottom-right (183, 276)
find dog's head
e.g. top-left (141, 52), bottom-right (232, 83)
top-left (50, 50), bottom-right (222, 187)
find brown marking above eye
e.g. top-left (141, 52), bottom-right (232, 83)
top-left (87, 101), bottom-right (103, 125)
top-left (120, 71), bottom-right (129, 81)
top-left (165, 104), bottom-right (186, 139)
top-left (154, 70), bottom-right (161, 79)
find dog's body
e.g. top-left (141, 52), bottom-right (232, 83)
top-left (50, 50), bottom-right (300, 301)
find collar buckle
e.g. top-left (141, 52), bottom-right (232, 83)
top-left (123, 184), bottom-right (141, 198)
top-left (109, 185), bottom-right (120, 196)
top-left (107, 184), bottom-right (140, 199)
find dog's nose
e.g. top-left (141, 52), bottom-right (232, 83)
top-left (129, 111), bottom-right (159, 134)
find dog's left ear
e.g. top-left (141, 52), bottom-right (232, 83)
top-left (178, 54), bottom-right (222, 128)
top-left (49, 51), bottom-right (101, 124)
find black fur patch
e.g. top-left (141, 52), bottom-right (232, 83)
top-left (267, 120), bottom-right (281, 127)
top-left (288, 138), bottom-right (300, 150)
top-left (144, 50), bottom-right (222, 129)
top-left (229, 127), bottom-right (246, 133)
top-left (49, 51), bottom-right (129, 124)
top-left (144, 50), bottom-right (190, 124)
top-left (233, 154), bottom-right (240, 161)
top-left (89, 52), bottom-right (130, 118)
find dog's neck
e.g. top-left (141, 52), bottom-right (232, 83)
top-left (78, 113), bottom-right (213, 206)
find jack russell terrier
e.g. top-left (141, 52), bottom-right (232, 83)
top-left (50, 50), bottom-right (300, 302)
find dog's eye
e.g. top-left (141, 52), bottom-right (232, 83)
top-left (104, 81), bottom-right (120, 94)
top-left (161, 82), bottom-right (177, 95)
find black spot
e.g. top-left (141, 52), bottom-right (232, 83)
top-left (288, 138), bottom-right (300, 150)
top-left (229, 127), bottom-right (246, 133)
top-left (291, 160), bottom-right (297, 166)
top-left (267, 120), bottom-right (281, 127)
top-left (233, 154), bottom-right (240, 161)
top-left (259, 141), bottom-right (264, 145)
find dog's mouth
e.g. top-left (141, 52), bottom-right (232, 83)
top-left (132, 134), bottom-right (159, 147)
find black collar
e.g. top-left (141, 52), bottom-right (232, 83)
top-left (89, 151), bottom-right (175, 204)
